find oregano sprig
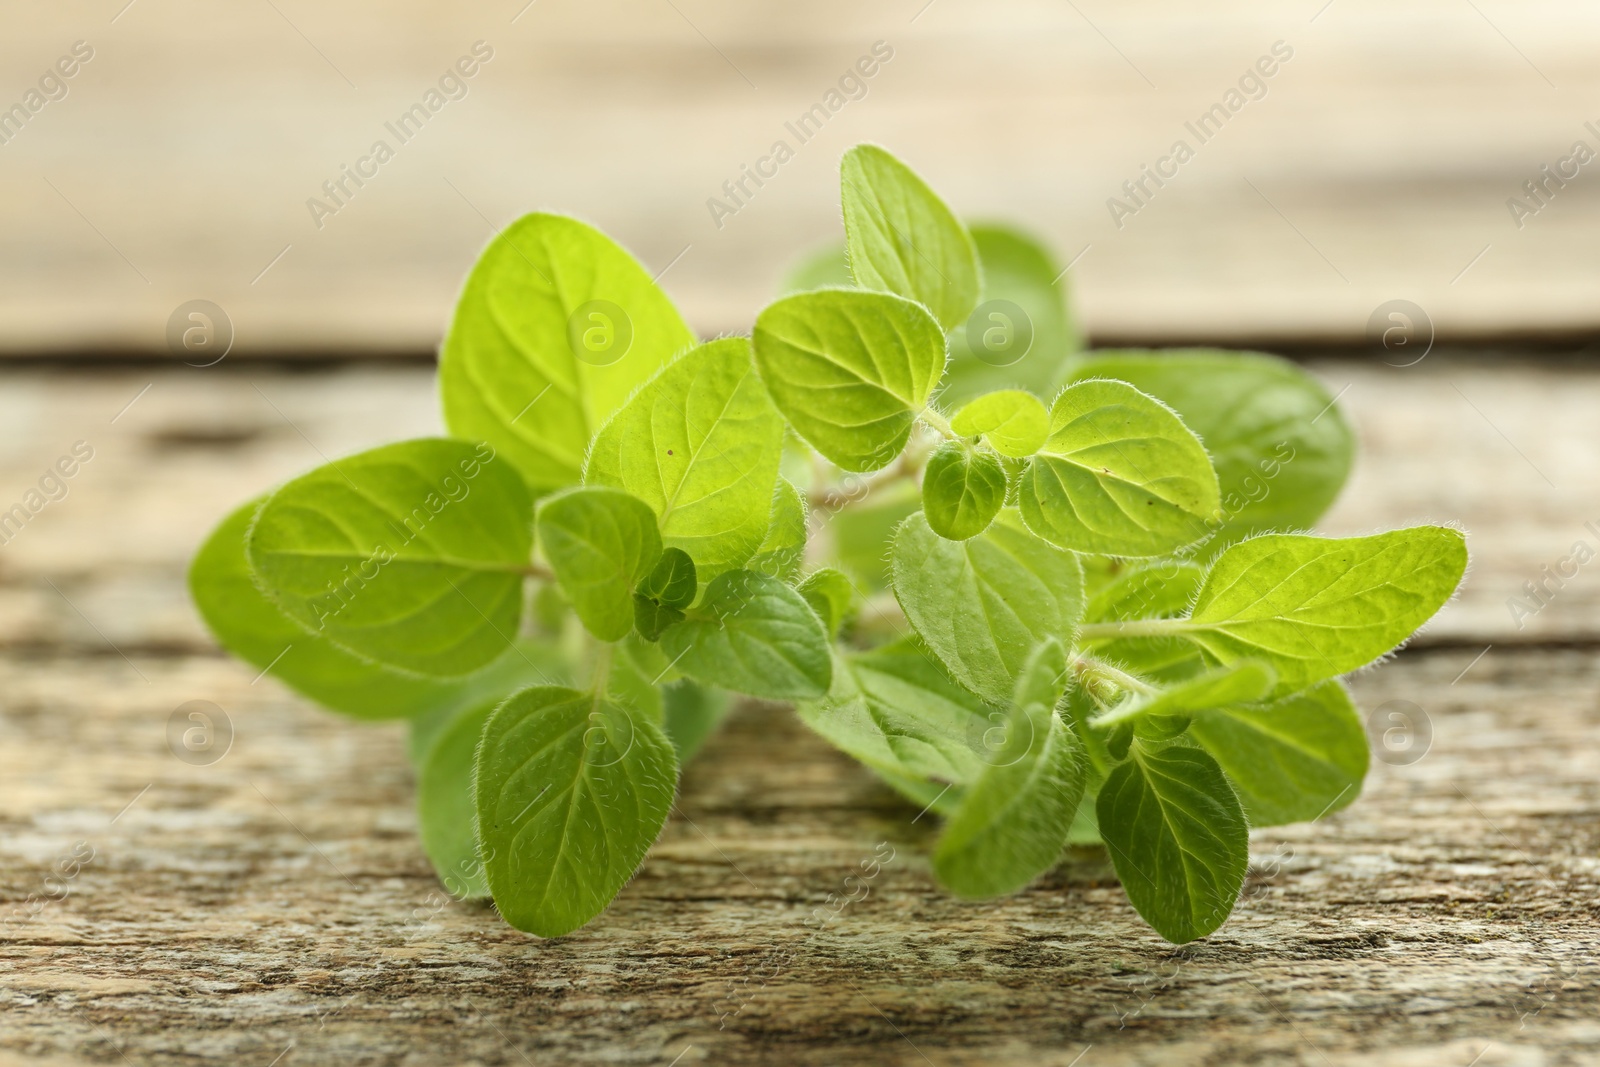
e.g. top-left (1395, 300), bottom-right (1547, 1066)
top-left (189, 144), bottom-right (1467, 944)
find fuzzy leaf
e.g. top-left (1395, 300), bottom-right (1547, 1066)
top-left (475, 686), bottom-right (677, 937)
top-left (797, 640), bottom-right (996, 785)
top-left (892, 509), bottom-right (1085, 703)
top-left (659, 569), bottom-right (832, 700)
top-left (538, 487), bottom-right (662, 642)
top-left (798, 568), bottom-right (856, 637)
top-left (417, 701), bottom-right (497, 899)
top-left (1189, 680), bottom-right (1369, 826)
top-left (1097, 744), bottom-right (1248, 944)
top-left (1070, 351), bottom-right (1354, 551)
top-left (752, 289), bottom-right (946, 473)
top-left (747, 479), bottom-right (808, 581)
top-left (246, 439), bottom-right (533, 678)
top-left (1018, 380), bottom-right (1220, 557)
top-left (933, 640), bottom-right (1085, 898)
top-left (1184, 528), bottom-right (1468, 694)
top-left (950, 389), bottom-right (1049, 458)
top-left (922, 442), bottom-right (1007, 541)
top-left (942, 224), bottom-right (1082, 405)
top-left (586, 338), bottom-right (783, 579)
top-left (840, 144), bottom-right (980, 331)
top-left (440, 214), bottom-right (696, 494)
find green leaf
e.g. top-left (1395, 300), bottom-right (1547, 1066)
top-left (1069, 351), bottom-right (1354, 550)
top-left (784, 225), bottom-right (1082, 407)
top-left (659, 569), bottom-right (832, 700)
top-left (1018, 380), bottom-right (1220, 557)
top-left (892, 509), bottom-right (1085, 703)
top-left (632, 546), bottom-right (697, 641)
top-left (950, 390), bottom-right (1049, 458)
top-left (933, 640), bottom-right (1085, 898)
top-left (194, 499), bottom-right (463, 719)
top-left (1092, 661), bottom-right (1276, 730)
top-left (476, 686), bottom-right (678, 937)
top-left (798, 568), bottom-right (856, 637)
top-left (637, 547), bottom-right (697, 608)
top-left (1097, 743), bottom-right (1248, 944)
top-left (537, 487), bottom-right (662, 642)
top-left (942, 224), bottom-right (1082, 405)
top-left (661, 679), bottom-right (735, 762)
top-left (797, 639), bottom-right (996, 784)
top-left (753, 289), bottom-right (946, 473)
top-left (1183, 527), bottom-right (1468, 694)
top-left (840, 144), bottom-right (980, 332)
top-left (1189, 680), bottom-right (1369, 826)
top-left (417, 700), bottom-right (497, 899)
top-left (439, 213), bottom-right (697, 495)
top-left (921, 442), bottom-right (1006, 541)
top-left (246, 439), bottom-right (533, 678)
top-left (585, 338), bottom-right (783, 578)
top-left (746, 479), bottom-right (808, 581)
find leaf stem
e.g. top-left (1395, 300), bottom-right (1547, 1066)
top-left (917, 406), bottom-right (957, 440)
top-left (522, 562), bottom-right (556, 581)
top-left (588, 641), bottom-right (614, 699)
top-left (1077, 618), bottom-right (1190, 641)
top-left (1072, 653), bottom-right (1158, 698)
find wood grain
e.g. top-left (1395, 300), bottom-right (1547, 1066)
top-left (3, 358), bottom-right (1600, 1064)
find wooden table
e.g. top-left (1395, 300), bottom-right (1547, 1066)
top-left (5, 1), bottom-right (1600, 353)
top-left (2, 355), bottom-right (1598, 1065)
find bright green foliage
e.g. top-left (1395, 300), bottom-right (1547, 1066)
top-left (893, 510), bottom-right (1084, 703)
top-left (246, 439), bottom-right (533, 677)
top-left (1018, 380), bottom-right (1221, 557)
top-left (537, 486), bottom-right (662, 642)
top-left (633, 547), bottom-right (697, 641)
top-left (191, 144), bottom-right (1469, 947)
top-left (841, 144), bottom-right (980, 332)
top-left (798, 640), bottom-right (995, 784)
top-left (798, 568), bottom-right (855, 637)
top-left (950, 390), bottom-right (1049, 458)
top-left (1188, 680), bottom-right (1367, 826)
top-left (475, 686), bottom-right (677, 937)
top-left (440, 213), bottom-right (696, 494)
top-left (659, 570), bottom-right (832, 700)
top-left (417, 701), bottom-right (498, 898)
top-left (1182, 527), bottom-right (1467, 694)
top-left (1070, 351), bottom-right (1353, 552)
top-left (922, 441), bottom-right (1006, 540)
top-left (1097, 744), bottom-right (1249, 944)
top-left (752, 289), bottom-right (946, 472)
top-left (586, 338), bottom-right (783, 578)
top-left (747, 479), bottom-right (808, 580)
top-left (933, 640), bottom-right (1085, 898)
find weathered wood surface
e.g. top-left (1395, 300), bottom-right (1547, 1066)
top-left (3, 357), bottom-right (1600, 1065)
top-left (5, 1), bottom-right (1600, 352)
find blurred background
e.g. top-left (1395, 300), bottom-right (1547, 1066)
top-left (4, 0), bottom-right (1599, 354)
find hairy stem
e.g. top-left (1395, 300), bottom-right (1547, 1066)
top-left (917, 406), bottom-right (957, 440)
top-left (1076, 618), bottom-right (1191, 641)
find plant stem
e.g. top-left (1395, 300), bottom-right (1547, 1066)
top-left (918, 406), bottom-right (957, 440)
top-left (588, 641), bottom-right (614, 698)
top-left (1076, 618), bottom-right (1189, 641)
top-left (1072, 653), bottom-right (1158, 697)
